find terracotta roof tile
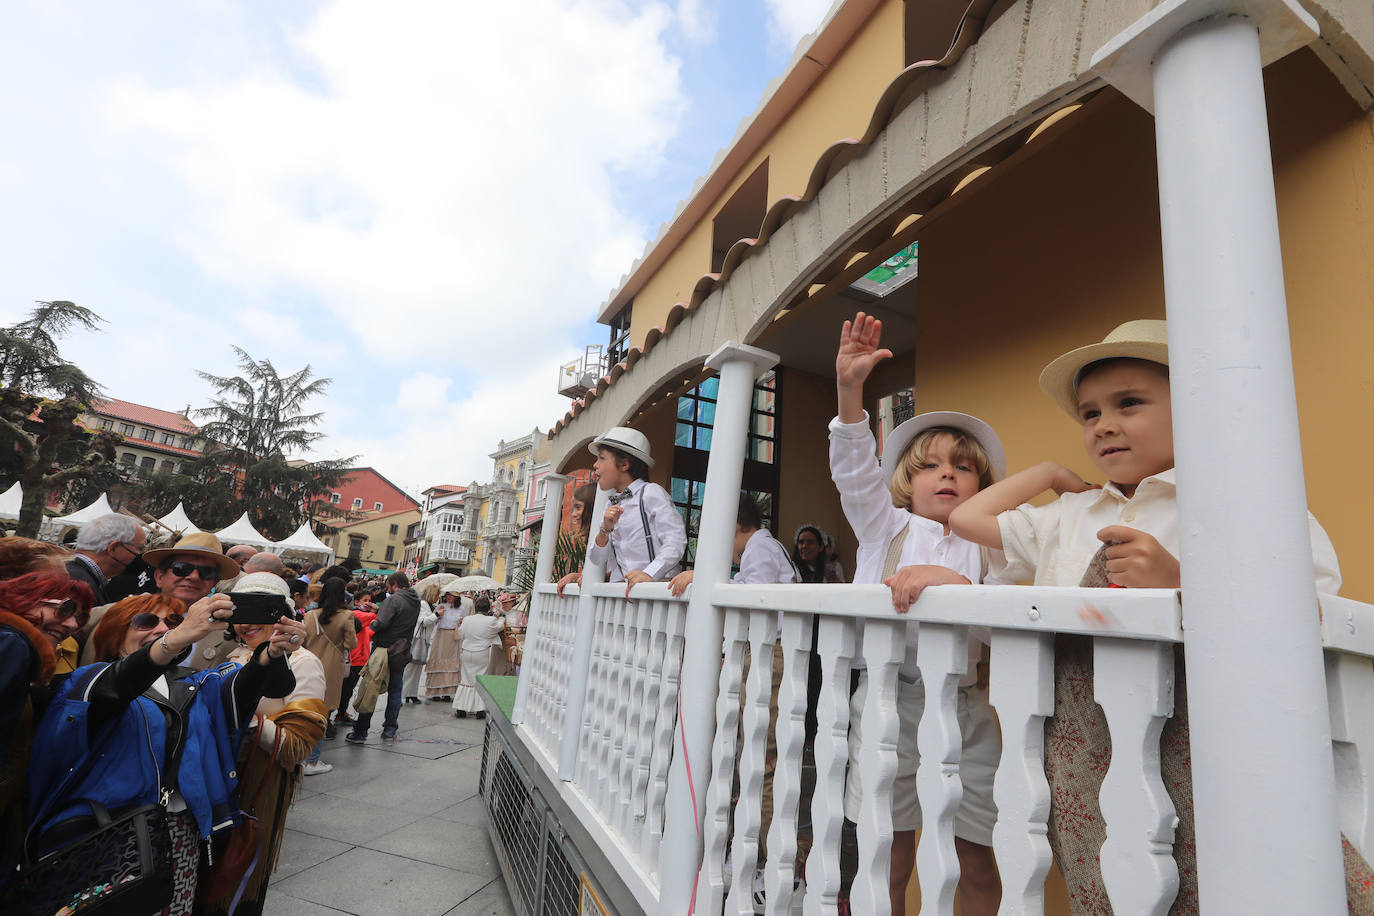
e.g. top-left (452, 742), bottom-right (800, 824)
top-left (91, 399), bottom-right (199, 435)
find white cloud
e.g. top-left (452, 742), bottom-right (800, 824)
top-left (77, 0), bottom-right (692, 486)
top-left (761, 0), bottom-right (834, 52)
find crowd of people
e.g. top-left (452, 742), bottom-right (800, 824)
top-left (0, 519), bottom-right (525, 915)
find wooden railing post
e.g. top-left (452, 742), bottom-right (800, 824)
top-left (1093, 2), bottom-right (1344, 909)
top-left (659, 341), bottom-right (779, 914)
top-left (512, 472), bottom-right (569, 727)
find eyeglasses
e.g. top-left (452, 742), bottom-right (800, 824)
top-left (113, 541), bottom-right (144, 560)
top-left (130, 612), bottom-right (184, 631)
top-left (165, 560), bottom-right (220, 582)
top-left (37, 598), bottom-right (81, 621)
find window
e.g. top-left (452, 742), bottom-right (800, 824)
top-left (671, 370), bottom-right (780, 562)
top-left (384, 545), bottom-right (395, 562)
top-left (330, 492), bottom-right (341, 504)
top-left (389, 524), bottom-right (399, 535)
top-left (503, 506), bottom-right (512, 524)
top-left (160, 433), bottom-right (174, 445)
top-left (120, 452), bottom-right (135, 465)
top-left (99, 419), bottom-right (112, 431)
top-left (516, 463), bottom-right (525, 487)
top-left (348, 536), bottom-right (364, 560)
top-left (352, 497), bottom-right (363, 509)
top-left (711, 160), bottom-right (768, 273)
top-left (374, 501), bottom-right (383, 511)
top-left (138, 456), bottom-right (155, 478)
top-left (140, 428), bottom-right (154, 441)
top-left (607, 303), bottom-right (632, 367)
top-left (119, 423), bottom-right (134, 436)
top-left (160, 460), bottom-right (174, 473)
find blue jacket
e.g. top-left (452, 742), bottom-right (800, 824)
top-left (27, 646), bottom-right (293, 846)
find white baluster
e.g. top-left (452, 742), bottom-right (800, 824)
top-left (621, 598), bottom-right (656, 844)
top-left (602, 596), bottom-right (629, 819)
top-left (805, 616), bottom-right (855, 916)
top-left (1328, 652), bottom-right (1374, 861)
top-left (1094, 638), bottom-right (1178, 915)
top-left (579, 596), bottom-right (610, 791)
top-left (853, 619), bottom-right (906, 916)
top-left (726, 609), bottom-right (778, 916)
top-left (915, 623), bottom-right (969, 916)
top-left (699, 606), bottom-right (749, 915)
top-left (766, 611), bottom-right (812, 915)
top-left (644, 600), bottom-right (688, 873)
top-left (990, 630), bottom-right (1054, 916)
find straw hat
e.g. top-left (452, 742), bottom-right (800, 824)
top-left (142, 531), bottom-right (241, 579)
top-left (882, 411), bottom-right (1006, 483)
top-left (588, 426), bottom-right (654, 468)
top-left (1039, 319), bottom-right (1169, 419)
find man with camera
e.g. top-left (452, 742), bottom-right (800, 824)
top-left (345, 571), bottom-right (421, 746)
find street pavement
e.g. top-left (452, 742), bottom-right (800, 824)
top-left (261, 699), bottom-right (515, 916)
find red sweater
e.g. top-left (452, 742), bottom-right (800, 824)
top-left (349, 610), bottom-right (378, 667)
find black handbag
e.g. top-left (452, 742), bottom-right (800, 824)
top-left (6, 702), bottom-right (177, 915)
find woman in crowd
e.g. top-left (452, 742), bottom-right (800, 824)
top-left (207, 573), bottom-right (327, 916)
top-left (452, 596), bottom-right (506, 719)
top-left (25, 587), bottom-right (299, 916)
top-left (424, 588), bottom-right (462, 702)
top-left (0, 574), bottom-right (94, 877)
top-left (404, 584), bottom-right (439, 704)
top-left (792, 524), bottom-right (845, 584)
top-left (569, 483), bottom-right (596, 539)
top-left (301, 578), bottom-right (356, 774)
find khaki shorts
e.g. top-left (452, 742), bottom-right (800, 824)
top-left (843, 671), bottom-right (1000, 845)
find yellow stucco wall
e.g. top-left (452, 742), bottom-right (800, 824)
top-left (911, 49), bottom-right (1374, 600)
top-left (327, 509), bottom-right (421, 570)
top-left (628, 0), bottom-right (905, 344)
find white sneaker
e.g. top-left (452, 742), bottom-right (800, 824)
top-left (302, 760), bottom-right (333, 776)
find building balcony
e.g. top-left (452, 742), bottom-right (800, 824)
top-left (459, 529), bottom-right (477, 546)
top-left (557, 344), bottom-right (608, 399)
top-left (484, 522), bottom-right (517, 540)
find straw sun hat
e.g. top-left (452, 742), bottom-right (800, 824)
top-left (141, 531), bottom-right (241, 579)
top-left (881, 411), bottom-right (1007, 484)
top-left (589, 426), bottom-right (654, 468)
top-left (1038, 319), bottom-right (1169, 419)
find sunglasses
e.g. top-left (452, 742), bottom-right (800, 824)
top-left (37, 598), bottom-right (81, 621)
top-left (130, 612), bottom-right (184, 631)
top-left (165, 560), bottom-right (221, 582)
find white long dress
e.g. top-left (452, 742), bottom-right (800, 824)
top-left (451, 613), bottom-right (506, 714)
top-left (402, 600), bottom-right (437, 698)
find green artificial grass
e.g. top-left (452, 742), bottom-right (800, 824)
top-left (476, 674), bottom-right (519, 720)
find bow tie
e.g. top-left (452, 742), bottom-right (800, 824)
top-left (606, 489), bottom-right (633, 506)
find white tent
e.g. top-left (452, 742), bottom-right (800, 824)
top-left (214, 512), bottom-right (274, 548)
top-left (273, 521), bottom-right (333, 561)
top-left (0, 482), bottom-right (22, 522)
top-left (53, 493), bottom-right (116, 528)
top-left (156, 502), bottom-right (201, 536)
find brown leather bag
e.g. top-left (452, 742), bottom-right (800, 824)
top-left (196, 719), bottom-right (282, 909)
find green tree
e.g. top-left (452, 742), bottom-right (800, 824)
top-left (188, 347), bottom-right (354, 540)
top-left (0, 301), bottom-right (117, 536)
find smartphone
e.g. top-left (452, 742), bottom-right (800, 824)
top-left (228, 592), bottom-right (292, 625)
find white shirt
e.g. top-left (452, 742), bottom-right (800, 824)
top-left (830, 414), bottom-right (1004, 681)
top-left (997, 467), bottom-right (1342, 592)
top-left (734, 528), bottom-right (799, 585)
top-left (587, 478), bottom-right (688, 582)
top-left (458, 613), bottom-right (506, 652)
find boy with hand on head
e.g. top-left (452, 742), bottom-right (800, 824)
top-left (832, 312), bottom-right (1004, 916)
top-left (949, 318), bottom-right (1345, 912)
top-left (584, 427), bottom-right (687, 590)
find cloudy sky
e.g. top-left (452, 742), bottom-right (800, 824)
top-left (0, 0), bottom-right (834, 495)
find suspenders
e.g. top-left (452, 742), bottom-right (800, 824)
top-left (608, 484), bottom-right (657, 575)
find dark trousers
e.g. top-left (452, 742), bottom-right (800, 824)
top-left (338, 664), bottom-right (363, 717)
top-left (352, 654), bottom-right (406, 737)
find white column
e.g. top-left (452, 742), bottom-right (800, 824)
top-left (511, 472), bottom-right (569, 727)
top-left (659, 341), bottom-right (779, 914)
top-left (1093, 2), bottom-right (1344, 911)
top-left (558, 482), bottom-right (611, 779)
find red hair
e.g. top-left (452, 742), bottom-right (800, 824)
top-left (88, 593), bottom-right (188, 663)
top-left (0, 573), bottom-right (94, 630)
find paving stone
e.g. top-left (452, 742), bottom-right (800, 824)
top-left (433, 795), bottom-right (489, 826)
top-left (262, 890), bottom-right (353, 915)
top-left (364, 815), bottom-right (499, 876)
top-left (444, 879), bottom-right (519, 916)
top-left (273, 828), bottom-right (352, 881)
top-left (285, 793), bottom-right (426, 846)
top-left (273, 847), bottom-right (491, 916)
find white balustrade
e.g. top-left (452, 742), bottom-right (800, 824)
top-left (517, 570), bottom-right (1374, 916)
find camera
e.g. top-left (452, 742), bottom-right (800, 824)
top-left (227, 593), bottom-right (296, 625)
